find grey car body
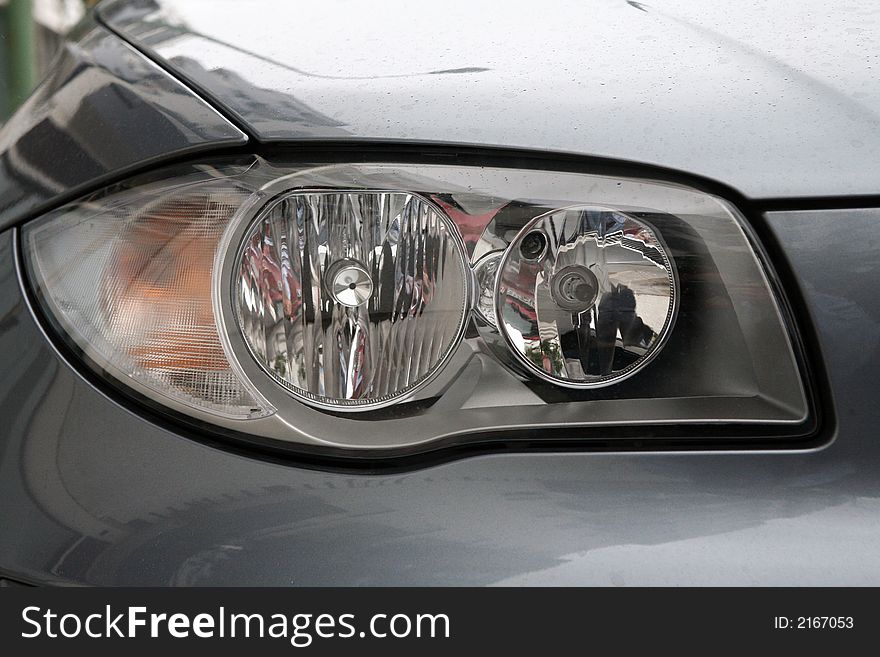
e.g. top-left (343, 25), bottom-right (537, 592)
top-left (0, 0), bottom-right (876, 585)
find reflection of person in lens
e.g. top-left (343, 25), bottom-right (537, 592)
top-left (559, 282), bottom-right (656, 376)
top-left (595, 284), bottom-right (656, 374)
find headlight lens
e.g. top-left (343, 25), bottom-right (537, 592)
top-left (22, 156), bottom-right (810, 453)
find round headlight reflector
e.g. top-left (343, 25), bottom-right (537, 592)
top-left (234, 191), bottom-right (471, 410)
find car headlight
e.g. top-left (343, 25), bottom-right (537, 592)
top-left (21, 155), bottom-right (811, 457)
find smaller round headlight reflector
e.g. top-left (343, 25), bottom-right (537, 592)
top-left (495, 206), bottom-right (676, 387)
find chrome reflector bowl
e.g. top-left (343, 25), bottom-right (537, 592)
top-left (495, 206), bottom-right (676, 387)
top-left (235, 191), bottom-right (471, 410)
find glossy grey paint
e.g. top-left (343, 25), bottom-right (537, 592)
top-left (0, 17), bottom-right (246, 232)
top-left (101, 0), bottom-right (880, 200)
top-left (0, 209), bottom-right (876, 585)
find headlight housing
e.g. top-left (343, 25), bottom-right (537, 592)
top-left (22, 155), bottom-right (810, 456)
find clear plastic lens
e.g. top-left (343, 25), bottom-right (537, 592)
top-left (25, 178), bottom-right (272, 419)
top-left (22, 158), bottom-right (807, 450)
top-left (234, 191), bottom-right (470, 409)
top-left (496, 207), bottom-right (676, 386)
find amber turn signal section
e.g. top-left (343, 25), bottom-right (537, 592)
top-left (106, 195), bottom-right (232, 372)
top-left (25, 179), bottom-right (271, 418)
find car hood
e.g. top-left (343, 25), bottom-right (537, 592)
top-left (99, 0), bottom-right (880, 199)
